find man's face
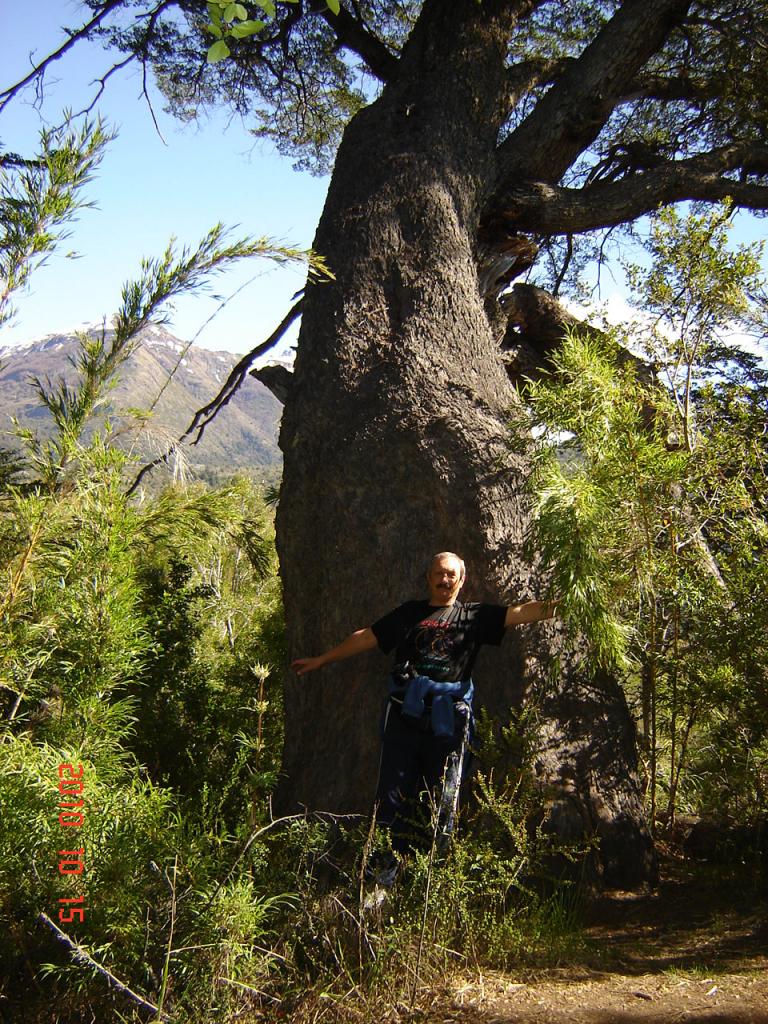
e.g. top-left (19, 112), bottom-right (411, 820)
top-left (426, 556), bottom-right (465, 606)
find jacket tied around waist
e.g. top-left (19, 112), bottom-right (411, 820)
top-left (387, 672), bottom-right (474, 738)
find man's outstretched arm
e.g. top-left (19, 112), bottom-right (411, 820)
top-left (291, 627), bottom-right (378, 676)
top-left (505, 600), bottom-right (559, 628)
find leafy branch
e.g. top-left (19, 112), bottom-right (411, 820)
top-left (203, 0), bottom-right (340, 64)
top-left (21, 223), bottom-right (330, 489)
top-left (0, 117), bottom-right (113, 329)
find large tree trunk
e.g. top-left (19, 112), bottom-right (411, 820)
top-left (275, 2), bottom-right (656, 889)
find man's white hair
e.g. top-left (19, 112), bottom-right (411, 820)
top-left (429, 551), bottom-right (466, 580)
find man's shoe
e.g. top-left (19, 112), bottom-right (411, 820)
top-left (365, 850), bottom-right (400, 889)
top-left (362, 884), bottom-right (389, 914)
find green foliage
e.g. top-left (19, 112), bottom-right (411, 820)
top-left (626, 201), bottom-right (765, 452)
top-left (115, 222), bottom-right (331, 337)
top-left (102, 2), bottom-right (409, 173)
top-left (204, 0), bottom-right (275, 62)
top-left (1, 114), bottom-right (330, 366)
top-left (0, 116), bottom-right (113, 328)
top-left (0, 347), bottom-right (588, 1023)
top-left (224, 710), bottom-right (586, 1020)
top-left (0, 335), bottom-right (288, 1018)
top-left (128, 477), bottom-right (285, 816)
top-left (2, 119), bottom-right (330, 491)
top-left (522, 203), bottom-right (768, 827)
top-left (524, 328), bottom-right (682, 670)
top-left (0, 122), bottom-right (301, 1021)
top-left (91, 0), bottom-right (768, 181)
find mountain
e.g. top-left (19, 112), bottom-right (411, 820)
top-left (0, 325), bottom-right (285, 484)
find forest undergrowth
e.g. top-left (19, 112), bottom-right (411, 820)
top-left (1, 126), bottom-right (767, 1024)
top-left (0, 242), bottom-right (594, 1024)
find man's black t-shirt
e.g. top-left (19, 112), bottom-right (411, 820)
top-left (371, 600), bottom-right (507, 682)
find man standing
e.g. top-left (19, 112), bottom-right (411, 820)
top-left (292, 552), bottom-right (557, 867)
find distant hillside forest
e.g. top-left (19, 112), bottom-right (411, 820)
top-left (0, 325), bottom-right (284, 488)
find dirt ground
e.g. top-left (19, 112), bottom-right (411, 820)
top-left (437, 855), bottom-right (768, 1023)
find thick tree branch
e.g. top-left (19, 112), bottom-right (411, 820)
top-left (500, 282), bottom-right (582, 381)
top-left (320, 4), bottom-right (400, 83)
top-left (619, 71), bottom-right (722, 105)
top-left (505, 56), bottom-right (575, 103)
top-left (496, 0), bottom-right (691, 185)
top-left (500, 282), bottom-right (648, 386)
top-left (505, 38), bottom-right (712, 115)
top-left (251, 362), bottom-right (293, 404)
top-left (491, 144), bottom-right (768, 235)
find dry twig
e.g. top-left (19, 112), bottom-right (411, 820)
top-left (38, 912), bottom-right (170, 1020)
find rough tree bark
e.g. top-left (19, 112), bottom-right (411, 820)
top-left (276, 1), bottom-right (656, 887)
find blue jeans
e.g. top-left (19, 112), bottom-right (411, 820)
top-left (374, 698), bottom-right (472, 854)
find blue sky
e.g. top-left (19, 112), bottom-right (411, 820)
top-left (0, 0), bottom-right (330, 356)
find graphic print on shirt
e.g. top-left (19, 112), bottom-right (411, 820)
top-left (371, 600), bottom-right (507, 683)
top-left (411, 613), bottom-right (468, 679)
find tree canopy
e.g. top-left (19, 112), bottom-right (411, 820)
top-left (5, 1), bottom-right (768, 301)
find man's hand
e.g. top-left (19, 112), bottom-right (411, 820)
top-left (292, 656), bottom-right (326, 676)
top-left (505, 599), bottom-right (559, 628)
